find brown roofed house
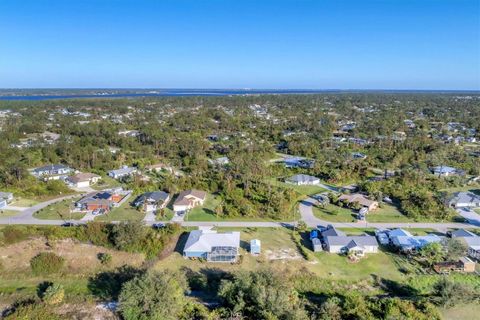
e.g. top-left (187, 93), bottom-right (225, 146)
top-left (338, 193), bottom-right (379, 212)
top-left (66, 173), bottom-right (101, 188)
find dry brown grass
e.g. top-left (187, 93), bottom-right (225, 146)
top-left (0, 238), bottom-right (145, 274)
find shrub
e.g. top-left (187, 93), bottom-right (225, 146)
top-left (42, 283), bottom-right (65, 305)
top-left (98, 252), bottom-right (112, 265)
top-left (3, 299), bottom-right (60, 320)
top-left (30, 252), bottom-right (65, 275)
top-left (1, 225), bottom-right (29, 245)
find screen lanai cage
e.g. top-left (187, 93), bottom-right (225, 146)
top-left (207, 246), bottom-right (239, 262)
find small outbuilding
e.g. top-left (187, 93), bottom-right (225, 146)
top-left (250, 239), bottom-right (261, 255)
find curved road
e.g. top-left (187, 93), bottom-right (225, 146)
top-left (298, 197), bottom-right (479, 232)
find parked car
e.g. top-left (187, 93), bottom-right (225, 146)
top-left (152, 222), bottom-right (166, 229)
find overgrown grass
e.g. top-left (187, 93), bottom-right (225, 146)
top-left (33, 198), bottom-right (85, 220)
top-left (95, 201), bottom-right (145, 222)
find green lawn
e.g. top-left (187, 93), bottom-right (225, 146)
top-left (267, 177), bottom-right (327, 196)
top-left (366, 204), bottom-right (414, 223)
top-left (95, 200), bottom-right (145, 222)
top-left (157, 207), bottom-right (174, 221)
top-left (10, 197), bottom-right (39, 207)
top-left (33, 198), bottom-right (86, 220)
top-left (0, 210), bottom-right (23, 218)
top-left (91, 175), bottom-right (122, 190)
top-left (313, 204), bottom-right (357, 222)
top-left (309, 251), bottom-right (403, 281)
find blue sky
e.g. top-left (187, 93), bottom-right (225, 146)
top-left (0, 0), bottom-right (479, 89)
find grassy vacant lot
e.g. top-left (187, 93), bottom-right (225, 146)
top-left (184, 195), bottom-right (271, 222)
top-left (313, 204), bottom-right (357, 222)
top-left (91, 175), bottom-right (122, 191)
top-left (366, 204), bottom-right (413, 222)
top-left (440, 304), bottom-right (480, 320)
top-left (10, 197), bottom-right (39, 207)
top-left (0, 238), bottom-right (144, 302)
top-left (0, 210), bottom-right (23, 218)
top-left (267, 177), bottom-right (327, 196)
top-left (33, 198), bottom-right (86, 220)
top-left (95, 200), bottom-right (145, 222)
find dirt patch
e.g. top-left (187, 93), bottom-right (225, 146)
top-left (56, 302), bottom-right (119, 320)
top-left (0, 238), bottom-right (145, 273)
top-left (265, 248), bottom-right (302, 261)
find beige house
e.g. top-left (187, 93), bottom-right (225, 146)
top-left (173, 189), bottom-right (207, 213)
top-left (338, 193), bottom-right (379, 211)
top-left (66, 173), bottom-right (101, 188)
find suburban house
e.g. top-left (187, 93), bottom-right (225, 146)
top-left (284, 157), bottom-right (315, 169)
top-left (433, 257), bottom-right (476, 273)
top-left (145, 163), bottom-right (173, 173)
top-left (466, 238), bottom-right (480, 260)
top-left (183, 227), bottom-right (240, 262)
top-left (75, 188), bottom-right (129, 212)
top-left (324, 235), bottom-right (379, 256)
top-left (338, 193), bottom-right (379, 212)
top-left (173, 189), bottom-right (207, 213)
top-left (388, 229), bottom-right (442, 252)
top-left (285, 174), bottom-right (320, 186)
top-left (448, 229), bottom-right (478, 238)
top-left (431, 166), bottom-right (464, 177)
top-left (32, 164), bottom-right (73, 181)
top-left (0, 192), bottom-right (13, 209)
top-left (446, 191), bottom-right (480, 208)
top-left (208, 157), bottom-right (230, 166)
top-left (320, 225), bottom-right (345, 239)
top-left (108, 166), bottom-right (137, 179)
top-left (66, 173), bottom-right (101, 188)
top-left (132, 191), bottom-right (170, 213)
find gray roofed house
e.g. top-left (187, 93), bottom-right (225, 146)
top-left (324, 235), bottom-right (379, 255)
top-left (465, 237), bottom-right (480, 260)
top-left (449, 229), bottom-right (477, 238)
top-left (0, 192), bottom-right (14, 202)
top-left (133, 191), bottom-right (170, 212)
top-left (285, 174), bottom-right (320, 186)
top-left (32, 164), bottom-right (73, 181)
top-left (320, 225), bottom-right (346, 238)
top-left (431, 166), bottom-right (464, 177)
top-left (447, 192), bottom-right (480, 208)
top-left (391, 234), bottom-right (442, 251)
top-left (108, 166), bottom-right (137, 179)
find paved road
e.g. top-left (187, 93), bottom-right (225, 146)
top-left (298, 196), bottom-right (479, 232)
top-left (0, 193), bottom-right (479, 232)
top-left (0, 194), bottom-right (79, 225)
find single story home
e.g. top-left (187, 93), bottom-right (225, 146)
top-left (448, 229), bottom-right (477, 238)
top-left (183, 227), bottom-right (240, 262)
top-left (446, 192), bottom-right (480, 208)
top-left (324, 235), bottom-right (379, 256)
top-left (433, 257), bottom-right (476, 273)
top-left (390, 234), bottom-right (442, 252)
top-left (145, 163), bottom-right (174, 173)
top-left (173, 189), bottom-right (207, 213)
top-left (32, 164), bottom-right (73, 180)
top-left (132, 191), bottom-right (170, 213)
top-left (66, 173), bottom-right (101, 188)
top-left (108, 166), bottom-right (137, 179)
top-left (464, 237), bottom-right (480, 260)
top-left (285, 174), bottom-right (320, 186)
top-left (338, 193), bottom-right (379, 211)
top-left (431, 166), bottom-right (464, 177)
top-left (0, 192), bottom-right (14, 203)
top-left (208, 157), bottom-right (230, 166)
top-left (320, 225), bottom-right (346, 239)
top-left (75, 189), bottom-right (128, 212)
top-left (284, 157), bottom-right (315, 169)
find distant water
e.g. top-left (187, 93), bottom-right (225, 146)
top-left (0, 89), bottom-right (336, 101)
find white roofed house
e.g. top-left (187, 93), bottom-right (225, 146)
top-left (32, 164), bottom-right (73, 181)
top-left (431, 166), bottom-right (464, 177)
top-left (183, 227), bottom-right (240, 262)
top-left (285, 174), bottom-right (320, 186)
top-left (108, 166), bottom-right (137, 180)
top-left (0, 192), bottom-right (13, 209)
top-left (465, 237), bottom-right (480, 260)
top-left (388, 229), bottom-right (442, 252)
